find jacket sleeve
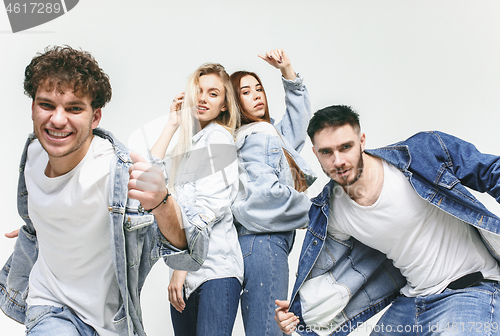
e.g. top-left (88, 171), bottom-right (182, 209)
top-left (432, 131), bottom-right (500, 203)
top-left (231, 133), bottom-right (311, 233)
top-left (163, 130), bottom-right (239, 270)
top-left (274, 74), bottom-right (311, 152)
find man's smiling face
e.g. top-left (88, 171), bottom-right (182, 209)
top-left (31, 80), bottom-right (101, 173)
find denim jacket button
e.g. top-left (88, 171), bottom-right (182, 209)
top-left (313, 240), bottom-right (318, 245)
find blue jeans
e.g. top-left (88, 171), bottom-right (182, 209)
top-left (25, 305), bottom-right (98, 336)
top-left (371, 281), bottom-right (500, 335)
top-left (239, 232), bottom-right (295, 336)
top-left (170, 277), bottom-right (241, 336)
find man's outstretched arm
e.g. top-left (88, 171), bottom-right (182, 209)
top-left (128, 151), bottom-right (187, 249)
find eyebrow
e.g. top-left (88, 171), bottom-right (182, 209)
top-left (337, 140), bottom-right (355, 150)
top-left (240, 84), bottom-right (261, 90)
top-left (35, 96), bottom-right (87, 106)
top-left (317, 140), bottom-right (355, 153)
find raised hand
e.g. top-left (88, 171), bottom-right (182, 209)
top-left (150, 92), bottom-right (184, 159)
top-left (169, 92), bottom-right (185, 128)
top-left (258, 48), bottom-right (296, 80)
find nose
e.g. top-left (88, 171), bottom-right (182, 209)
top-left (254, 91), bottom-right (261, 100)
top-left (198, 92), bottom-right (207, 103)
top-left (332, 152), bottom-right (346, 168)
top-left (50, 107), bottom-right (68, 128)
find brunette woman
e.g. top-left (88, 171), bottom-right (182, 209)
top-left (231, 49), bottom-right (316, 336)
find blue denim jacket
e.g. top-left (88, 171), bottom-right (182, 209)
top-left (0, 128), bottom-right (198, 336)
top-left (231, 75), bottom-right (317, 235)
top-left (290, 131), bottom-right (500, 336)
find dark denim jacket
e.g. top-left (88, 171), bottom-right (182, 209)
top-left (0, 128), bottom-right (196, 336)
top-left (290, 131), bottom-right (500, 336)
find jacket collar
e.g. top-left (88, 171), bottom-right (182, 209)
top-left (365, 145), bottom-right (411, 172)
top-left (310, 145), bottom-right (412, 208)
top-left (93, 128), bottom-right (131, 164)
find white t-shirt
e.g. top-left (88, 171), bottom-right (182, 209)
top-left (25, 137), bottom-right (120, 336)
top-left (328, 160), bottom-right (500, 296)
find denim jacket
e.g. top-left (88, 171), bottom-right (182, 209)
top-left (290, 131), bottom-right (500, 336)
top-left (231, 75), bottom-right (317, 235)
top-left (0, 128), bottom-right (197, 336)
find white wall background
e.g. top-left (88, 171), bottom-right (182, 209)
top-left (1, 1), bottom-right (499, 335)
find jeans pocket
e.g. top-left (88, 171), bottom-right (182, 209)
top-left (269, 232), bottom-right (294, 255)
top-left (238, 234), bottom-right (256, 258)
top-left (25, 305), bottom-right (58, 332)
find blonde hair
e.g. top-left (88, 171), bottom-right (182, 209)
top-left (170, 63), bottom-right (239, 188)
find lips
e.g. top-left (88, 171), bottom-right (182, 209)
top-left (334, 168), bottom-right (350, 178)
top-left (46, 129), bottom-right (72, 139)
top-left (254, 102), bottom-right (264, 109)
top-left (197, 105), bottom-right (208, 113)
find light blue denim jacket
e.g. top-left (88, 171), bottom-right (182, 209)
top-left (290, 131), bottom-right (500, 336)
top-left (231, 75), bottom-right (317, 235)
top-left (0, 128), bottom-right (199, 336)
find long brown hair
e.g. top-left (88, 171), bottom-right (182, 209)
top-left (230, 71), bottom-right (308, 192)
top-left (230, 71), bottom-right (271, 125)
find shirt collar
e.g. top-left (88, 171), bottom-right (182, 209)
top-left (192, 121), bottom-right (215, 143)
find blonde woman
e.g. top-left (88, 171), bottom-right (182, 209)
top-left (150, 63), bottom-right (243, 336)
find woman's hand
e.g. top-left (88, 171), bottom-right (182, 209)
top-left (168, 92), bottom-right (185, 128)
top-left (151, 92), bottom-right (185, 159)
top-left (168, 270), bottom-right (187, 313)
top-left (258, 48), bottom-right (296, 80)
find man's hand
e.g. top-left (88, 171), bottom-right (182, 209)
top-left (128, 151), bottom-right (187, 249)
top-left (168, 270), bottom-right (187, 313)
top-left (5, 229), bottom-right (19, 238)
top-left (128, 151), bottom-right (168, 211)
top-left (275, 299), bottom-right (299, 334)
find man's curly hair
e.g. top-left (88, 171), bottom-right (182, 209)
top-left (24, 46), bottom-right (112, 109)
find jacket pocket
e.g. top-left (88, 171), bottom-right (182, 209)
top-left (312, 244), bottom-right (335, 271)
top-left (124, 214), bottom-right (154, 231)
top-left (437, 170), bottom-right (477, 202)
top-left (113, 304), bottom-right (128, 334)
top-left (436, 169), bottom-right (459, 189)
top-left (125, 226), bottom-right (149, 267)
top-left (299, 272), bottom-right (350, 329)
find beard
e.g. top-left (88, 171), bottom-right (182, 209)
top-left (325, 146), bottom-right (364, 187)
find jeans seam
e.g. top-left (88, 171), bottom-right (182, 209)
top-left (224, 278), bottom-right (230, 335)
top-left (487, 284), bottom-right (498, 336)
